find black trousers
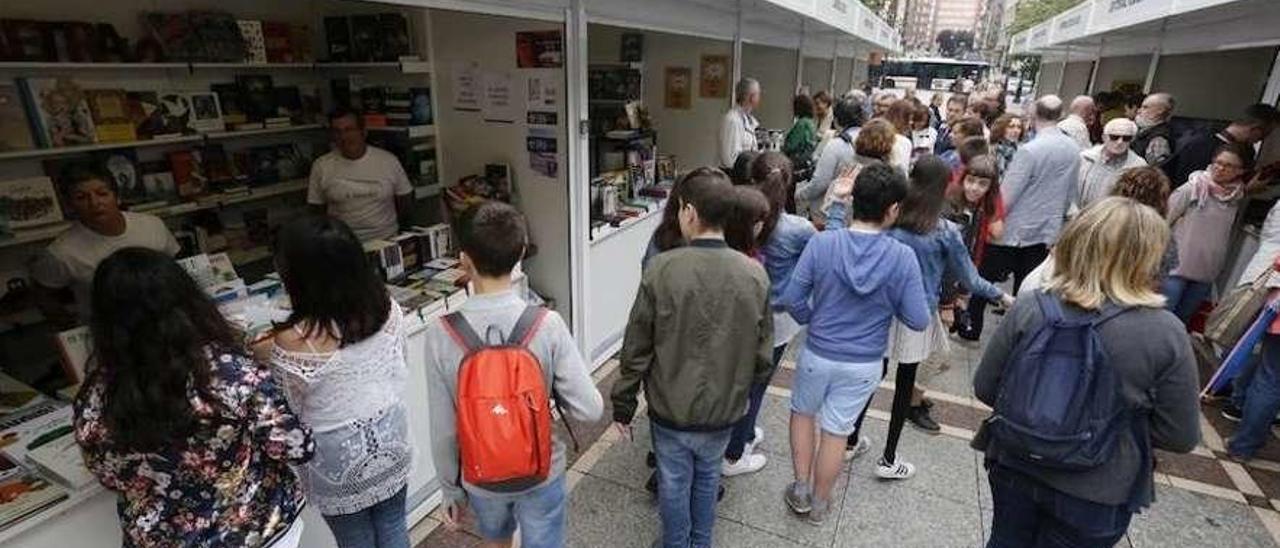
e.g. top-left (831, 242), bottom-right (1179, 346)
top-left (846, 359), bottom-right (918, 464)
top-left (960, 243), bottom-right (1048, 340)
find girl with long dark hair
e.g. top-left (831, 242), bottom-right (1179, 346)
top-left (268, 215), bottom-right (411, 548)
top-left (74, 247), bottom-right (314, 548)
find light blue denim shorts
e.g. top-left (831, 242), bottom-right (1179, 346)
top-left (790, 346), bottom-right (882, 436)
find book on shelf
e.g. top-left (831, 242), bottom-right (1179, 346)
top-left (262, 21), bottom-right (292, 64)
top-left (409, 87), bottom-right (433, 126)
top-left (157, 92), bottom-right (195, 136)
top-left (274, 144), bottom-right (305, 181)
top-left (349, 15), bottom-right (382, 62)
top-left (271, 86), bottom-right (302, 123)
top-left (18, 78), bottom-right (97, 148)
top-left (210, 83), bottom-right (247, 126)
top-left (138, 160), bottom-right (178, 205)
top-left (379, 14), bottom-right (412, 61)
top-left (236, 74), bottom-right (275, 123)
top-left (299, 85), bottom-right (322, 125)
top-left (364, 239), bottom-right (405, 281)
top-left (242, 207), bottom-right (270, 246)
top-left (247, 146), bottom-right (280, 185)
top-left (187, 92), bottom-right (225, 133)
top-left (1, 20), bottom-right (56, 62)
top-left (124, 91), bottom-right (175, 140)
top-left (0, 471), bottom-right (68, 532)
top-left (237, 20), bottom-right (267, 64)
top-left (50, 21), bottom-right (95, 63)
top-left (360, 86), bottom-right (387, 128)
top-left (323, 16), bottom-right (351, 62)
top-left (167, 149), bottom-right (207, 199)
top-left (25, 428), bottom-right (93, 491)
top-left (195, 144), bottom-right (234, 191)
top-left (290, 24), bottom-right (313, 63)
top-left (0, 177), bottom-right (63, 229)
top-left (91, 23), bottom-right (129, 63)
top-left (0, 85), bottom-right (36, 152)
top-left (84, 89), bottom-right (136, 143)
top-left (142, 12), bottom-right (199, 62)
top-left (97, 149), bottom-right (147, 208)
top-left (191, 11), bottom-right (246, 63)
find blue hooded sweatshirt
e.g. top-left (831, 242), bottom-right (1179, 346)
top-left (780, 227), bottom-right (930, 363)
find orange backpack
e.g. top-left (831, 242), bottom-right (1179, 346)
top-left (443, 306), bottom-right (559, 491)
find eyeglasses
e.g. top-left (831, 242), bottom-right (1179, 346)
top-left (1106, 134), bottom-right (1134, 142)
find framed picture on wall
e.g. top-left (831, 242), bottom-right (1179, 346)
top-left (665, 67), bottom-right (691, 110)
top-left (516, 30), bottom-right (563, 68)
top-left (700, 54), bottom-right (729, 98)
top-left (620, 33), bottom-right (643, 63)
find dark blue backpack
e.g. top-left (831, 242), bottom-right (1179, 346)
top-left (988, 291), bottom-right (1132, 470)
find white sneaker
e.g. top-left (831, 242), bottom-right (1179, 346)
top-left (745, 426), bottom-right (765, 454)
top-left (844, 436), bottom-right (871, 461)
top-left (875, 457), bottom-right (916, 480)
top-left (722, 453), bottom-right (768, 477)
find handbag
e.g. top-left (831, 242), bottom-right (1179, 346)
top-left (1204, 269), bottom-right (1273, 348)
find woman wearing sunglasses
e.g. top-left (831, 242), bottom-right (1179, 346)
top-left (1073, 118), bottom-right (1148, 213)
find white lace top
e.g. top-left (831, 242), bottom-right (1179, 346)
top-left (269, 299), bottom-right (411, 515)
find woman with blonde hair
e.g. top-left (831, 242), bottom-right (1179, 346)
top-left (973, 197), bottom-right (1200, 547)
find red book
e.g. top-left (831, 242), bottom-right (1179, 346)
top-left (167, 149), bottom-right (206, 199)
top-left (262, 22), bottom-right (293, 63)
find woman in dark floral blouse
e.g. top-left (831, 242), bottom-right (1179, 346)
top-left (73, 247), bottom-right (314, 548)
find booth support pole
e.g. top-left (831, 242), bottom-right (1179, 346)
top-left (1055, 46), bottom-right (1070, 95)
top-left (830, 37), bottom-right (839, 93)
top-left (795, 19), bottom-right (807, 94)
top-left (732, 0), bottom-right (743, 110)
top-left (1143, 21), bottom-right (1166, 93)
top-left (1264, 48), bottom-right (1280, 105)
top-left (566, 0), bottom-right (590, 353)
top-left (1086, 39), bottom-right (1104, 94)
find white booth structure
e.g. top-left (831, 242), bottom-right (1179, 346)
top-left (0, 0), bottom-right (898, 546)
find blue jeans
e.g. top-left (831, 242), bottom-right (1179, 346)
top-left (1229, 334), bottom-right (1280, 458)
top-left (321, 486), bottom-right (409, 548)
top-left (651, 422), bottom-right (732, 548)
top-left (987, 466), bottom-right (1132, 548)
top-left (469, 474), bottom-right (566, 548)
top-left (725, 344), bottom-right (786, 460)
top-left (1162, 275), bottom-right (1213, 323)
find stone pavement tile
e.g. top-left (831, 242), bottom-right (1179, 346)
top-left (417, 526), bottom-right (482, 548)
top-left (836, 473), bottom-right (983, 548)
top-left (848, 419), bottom-right (982, 507)
top-left (748, 393), bottom-right (800, 459)
top-left (1128, 485), bottom-right (1278, 548)
top-left (716, 449), bottom-right (849, 548)
top-left (584, 417), bottom-right (655, 491)
top-left (713, 518), bottom-right (811, 548)
top-left (1153, 449), bottom-right (1235, 490)
top-left (559, 369), bottom-right (620, 466)
top-left (566, 475), bottom-right (660, 548)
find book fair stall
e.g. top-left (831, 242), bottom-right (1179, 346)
top-left (0, 0), bottom-right (896, 545)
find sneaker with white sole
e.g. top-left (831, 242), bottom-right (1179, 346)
top-left (784, 481), bottom-right (812, 514)
top-left (875, 457), bottom-right (916, 480)
top-left (744, 426), bottom-right (765, 454)
top-left (722, 452), bottom-right (767, 477)
top-left (844, 436), bottom-right (871, 461)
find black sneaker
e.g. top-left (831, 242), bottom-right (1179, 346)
top-left (1222, 405), bottom-right (1243, 423)
top-left (909, 406), bottom-right (942, 434)
top-left (645, 471), bottom-right (725, 501)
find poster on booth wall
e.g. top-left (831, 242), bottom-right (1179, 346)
top-left (482, 70), bottom-right (515, 123)
top-left (526, 76), bottom-right (558, 112)
top-left (526, 127), bottom-right (558, 179)
top-left (699, 54), bottom-right (729, 98)
top-left (665, 67), bottom-right (692, 110)
top-left (451, 60), bottom-right (480, 112)
top-left (515, 30), bottom-right (563, 68)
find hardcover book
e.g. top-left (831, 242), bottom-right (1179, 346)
top-left (124, 91), bottom-right (173, 140)
top-left (349, 15), bottom-right (381, 62)
top-left (51, 21), bottom-right (95, 63)
top-left (167, 149), bottom-right (207, 199)
top-left (262, 21), bottom-right (292, 63)
top-left (0, 471), bottom-right (67, 531)
top-left (187, 92), bottom-right (225, 133)
top-left (247, 146), bottom-right (280, 184)
top-left (137, 160), bottom-right (177, 205)
top-left (195, 144), bottom-right (234, 191)
top-left (211, 83), bottom-right (247, 126)
top-left (1, 20), bottom-right (55, 62)
top-left (0, 85), bottom-right (35, 152)
top-left (409, 87), bottom-right (432, 125)
top-left (84, 89), bottom-right (136, 144)
top-left (237, 20), bottom-right (266, 64)
top-left (96, 149), bottom-right (146, 207)
top-left (20, 78), bottom-right (96, 148)
top-left (141, 12), bottom-right (199, 62)
top-left (236, 74), bottom-right (275, 122)
top-left (323, 16), bottom-right (351, 62)
top-left (271, 86), bottom-right (302, 122)
top-left (191, 11), bottom-right (245, 62)
top-left (157, 92), bottom-right (194, 135)
top-left (379, 13), bottom-right (411, 61)
top-left (290, 24), bottom-right (313, 63)
top-left (0, 177), bottom-right (63, 229)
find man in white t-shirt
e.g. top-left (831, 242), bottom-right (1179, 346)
top-left (31, 169), bottom-right (180, 323)
top-left (308, 110), bottom-right (414, 241)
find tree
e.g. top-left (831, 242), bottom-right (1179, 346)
top-left (936, 30), bottom-right (976, 58)
top-left (1008, 0), bottom-right (1085, 34)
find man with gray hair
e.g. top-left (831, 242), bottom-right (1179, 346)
top-left (1058, 95), bottom-right (1096, 150)
top-left (959, 95), bottom-right (1082, 342)
top-left (1133, 92), bottom-right (1176, 167)
top-left (719, 77), bottom-right (761, 168)
top-left (1075, 117), bottom-right (1148, 211)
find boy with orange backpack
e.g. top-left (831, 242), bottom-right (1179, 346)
top-left (426, 201), bottom-right (603, 548)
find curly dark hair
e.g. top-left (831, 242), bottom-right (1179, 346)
top-left (1110, 166), bottom-right (1171, 216)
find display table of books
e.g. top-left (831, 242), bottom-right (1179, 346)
top-left (1, 243), bottom-right (531, 547)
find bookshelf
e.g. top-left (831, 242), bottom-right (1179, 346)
top-left (0, 61), bottom-right (430, 74)
top-left (367, 125), bottom-right (436, 138)
top-left (0, 124), bottom-right (326, 162)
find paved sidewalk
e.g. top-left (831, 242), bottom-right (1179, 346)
top-left (419, 312), bottom-right (1280, 547)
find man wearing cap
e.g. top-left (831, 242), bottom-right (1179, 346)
top-left (1074, 117), bottom-right (1148, 212)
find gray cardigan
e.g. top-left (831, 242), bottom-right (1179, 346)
top-left (973, 292), bottom-right (1201, 507)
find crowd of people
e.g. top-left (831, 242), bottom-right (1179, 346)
top-left (54, 69), bottom-right (1280, 548)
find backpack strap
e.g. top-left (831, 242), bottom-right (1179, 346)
top-left (506, 306), bottom-right (549, 348)
top-left (1092, 304), bottom-right (1131, 327)
top-left (1034, 291), bottom-right (1065, 323)
top-left (441, 313), bottom-right (484, 353)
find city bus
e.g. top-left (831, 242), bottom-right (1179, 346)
top-left (875, 57), bottom-right (992, 92)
